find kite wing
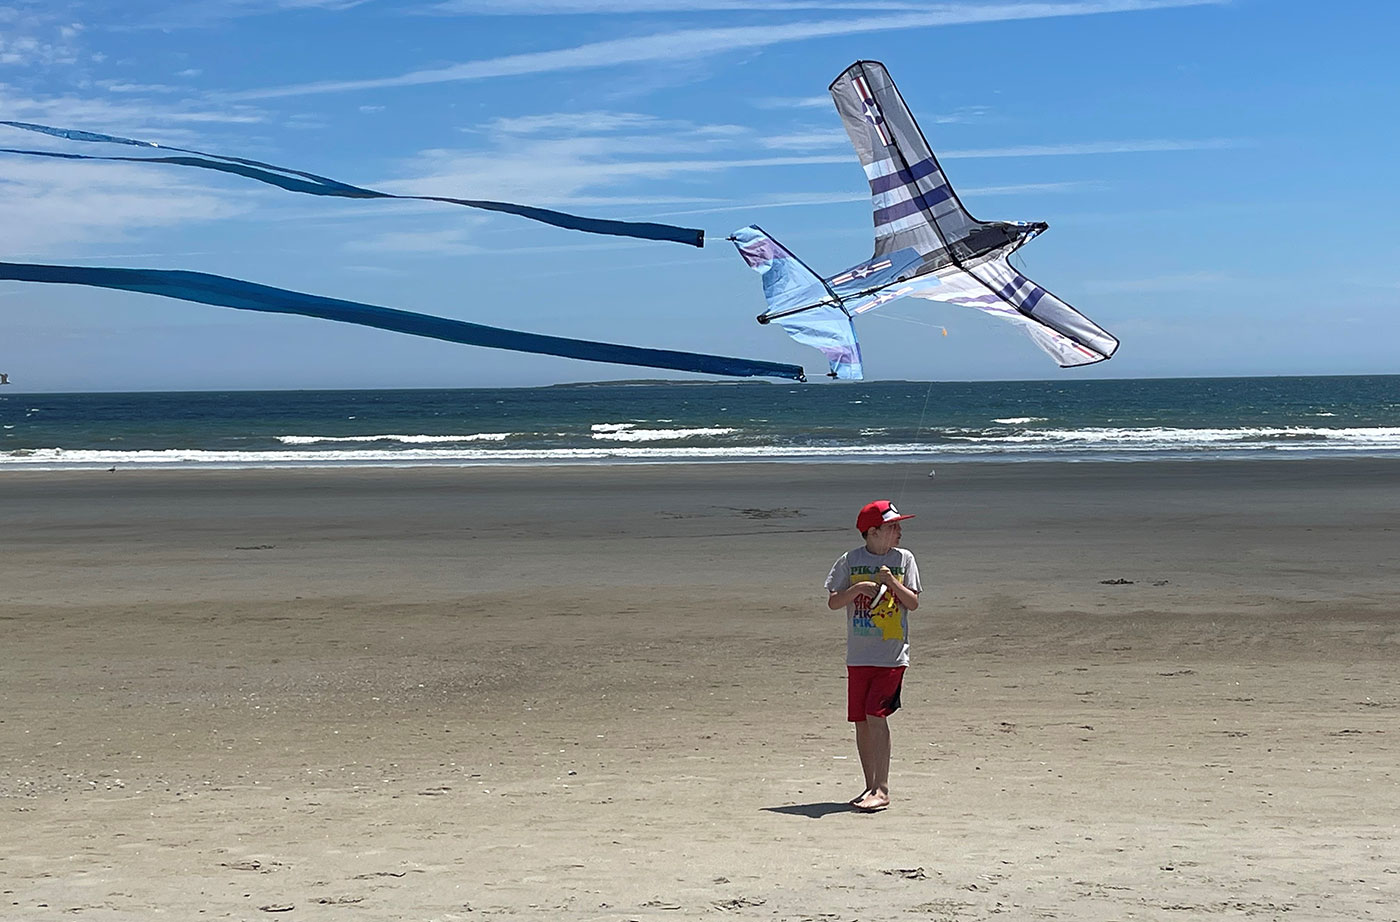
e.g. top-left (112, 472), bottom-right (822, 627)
top-left (730, 226), bottom-right (861, 379)
top-left (858, 257), bottom-right (1117, 366)
top-left (830, 60), bottom-right (1034, 271)
top-left (0, 121), bottom-right (703, 247)
top-left (0, 261), bottom-right (805, 381)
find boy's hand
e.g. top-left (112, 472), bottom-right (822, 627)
top-left (876, 566), bottom-right (893, 585)
top-left (852, 580), bottom-right (881, 598)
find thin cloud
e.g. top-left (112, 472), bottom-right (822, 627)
top-left (0, 12), bottom-right (84, 67)
top-left (483, 111), bottom-right (662, 135)
top-left (343, 227), bottom-right (670, 257)
top-left (0, 157), bottom-right (246, 256)
top-left (98, 81), bottom-right (184, 94)
top-left (426, 1), bottom-right (941, 12)
top-left (930, 105), bottom-right (992, 124)
top-left (759, 129), bottom-right (848, 151)
top-left (1081, 270), bottom-right (1230, 293)
top-left (0, 88), bottom-right (266, 135)
top-left (127, 0), bottom-right (376, 28)
top-left (750, 95), bottom-right (834, 110)
top-left (653, 180), bottom-right (1097, 217)
top-left (753, 96), bottom-right (832, 110)
top-left (966, 180), bottom-right (1103, 195)
top-left (373, 113), bottom-right (783, 205)
top-left (944, 138), bottom-right (1241, 158)
top-left (372, 134), bottom-right (1220, 211)
top-left (228, 1), bottom-right (1223, 100)
top-left (343, 227), bottom-right (487, 256)
top-left (755, 98), bottom-right (992, 125)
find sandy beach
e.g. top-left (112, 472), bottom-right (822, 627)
top-left (2, 459), bottom-right (1398, 920)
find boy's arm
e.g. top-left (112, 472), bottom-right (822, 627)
top-left (893, 552), bottom-right (922, 612)
top-left (884, 576), bottom-right (919, 611)
top-left (828, 582), bottom-right (878, 610)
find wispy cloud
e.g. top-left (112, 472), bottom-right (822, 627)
top-left (343, 227), bottom-right (487, 256)
top-left (376, 148), bottom-right (848, 204)
top-left (363, 102), bottom-right (1159, 225)
top-left (0, 157), bottom-right (246, 256)
top-left (758, 129), bottom-right (848, 151)
top-left (929, 105), bottom-right (993, 124)
top-left (754, 98), bottom-right (991, 125)
top-left (1080, 270), bottom-right (1230, 293)
top-left (479, 111), bottom-right (664, 135)
top-left (0, 5), bottom-right (84, 67)
top-left (228, 1), bottom-right (1223, 100)
top-left (374, 112), bottom-right (1225, 214)
top-left (753, 96), bottom-right (834, 110)
top-left (965, 180), bottom-right (1103, 195)
top-left (0, 87), bottom-right (266, 136)
top-left (343, 226), bottom-right (675, 257)
top-left (426, 0), bottom-right (944, 12)
top-left (373, 111), bottom-right (770, 205)
top-left (125, 0), bottom-right (376, 29)
top-left (97, 81), bottom-right (185, 94)
top-left (944, 138), bottom-right (1241, 158)
top-left (653, 180), bottom-right (1098, 217)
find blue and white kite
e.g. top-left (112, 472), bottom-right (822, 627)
top-left (731, 60), bottom-right (1119, 380)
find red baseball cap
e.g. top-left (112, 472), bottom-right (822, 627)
top-left (856, 499), bottom-right (915, 534)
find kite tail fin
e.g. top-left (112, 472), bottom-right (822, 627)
top-left (729, 225), bottom-right (835, 320)
top-left (728, 225), bottom-right (862, 379)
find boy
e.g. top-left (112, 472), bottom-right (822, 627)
top-left (825, 499), bottom-right (921, 812)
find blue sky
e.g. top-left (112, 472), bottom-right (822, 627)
top-left (1, 0), bottom-right (1396, 390)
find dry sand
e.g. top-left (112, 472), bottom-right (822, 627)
top-left (1, 460), bottom-right (1398, 920)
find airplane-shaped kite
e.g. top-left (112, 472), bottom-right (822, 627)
top-left (730, 60), bottom-right (1119, 379)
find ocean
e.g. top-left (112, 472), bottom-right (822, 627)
top-left (2, 375), bottom-right (1398, 470)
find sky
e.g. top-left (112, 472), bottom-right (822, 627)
top-left (1, 0), bottom-right (1396, 391)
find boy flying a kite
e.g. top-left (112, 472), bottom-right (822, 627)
top-left (825, 500), bottom-right (922, 811)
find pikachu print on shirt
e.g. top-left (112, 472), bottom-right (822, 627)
top-left (850, 564), bottom-right (908, 641)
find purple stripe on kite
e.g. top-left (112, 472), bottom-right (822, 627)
top-left (873, 196), bottom-right (924, 226)
top-left (872, 185), bottom-right (953, 227)
top-left (994, 273), bottom-right (1049, 315)
top-left (821, 344), bottom-right (859, 363)
top-left (867, 157), bottom-right (941, 195)
top-left (1021, 286), bottom-right (1047, 313)
top-left (738, 237), bottom-right (794, 267)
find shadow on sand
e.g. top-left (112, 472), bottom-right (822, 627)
top-left (761, 801), bottom-right (853, 819)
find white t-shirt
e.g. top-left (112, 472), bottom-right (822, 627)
top-left (825, 545), bottom-right (922, 667)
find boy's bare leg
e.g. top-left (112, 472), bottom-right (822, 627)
top-left (852, 715), bottom-right (891, 810)
top-left (851, 720), bottom-right (875, 804)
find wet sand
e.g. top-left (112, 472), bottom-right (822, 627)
top-left (2, 460), bottom-right (1398, 920)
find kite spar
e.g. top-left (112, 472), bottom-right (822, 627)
top-left (730, 60), bottom-right (1119, 379)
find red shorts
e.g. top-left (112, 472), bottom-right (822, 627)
top-left (847, 665), bottom-right (906, 722)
